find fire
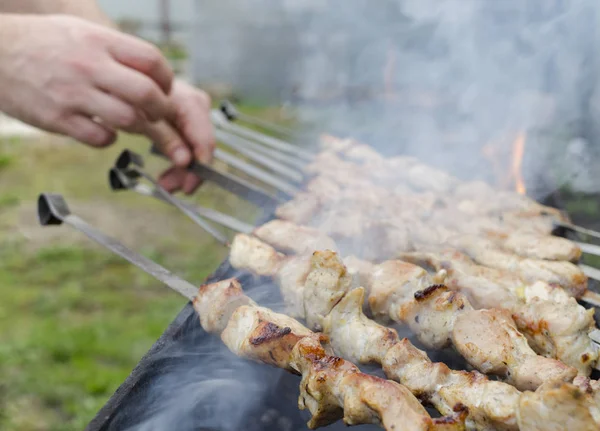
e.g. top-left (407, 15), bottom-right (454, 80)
top-left (511, 132), bottom-right (527, 195)
top-left (481, 131), bottom-right (527, 194)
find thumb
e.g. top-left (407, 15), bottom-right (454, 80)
top-left (141, 120), bottom-right (191, 167)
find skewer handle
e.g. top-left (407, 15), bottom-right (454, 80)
top-left (37, 193), bottom-right (198, 300)
top-left (112, 151), bottom-right (231, 246)
top-left (219, 100), bottom-right (297, 139)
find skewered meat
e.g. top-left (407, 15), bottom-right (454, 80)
top-left (365, 259), bottom-right (577, 391)
top-left (275, 191), bottom-right (322, 226)
top-left (324, 287), bottom-right (521, 431)
top-left (275, 183), bottom-right (579, 263)
top-left (229, 232), bottom-right (284, 277)
top-left (573, 376), bottom-right (600, 407)
top-left (233, 236), bottom-right (577, 391)
top-left (440, 235), bottom-right (587, 298)
top-left (229, 235), bottom-right (583, 387)
top-left (226, 236), bottom-right (600, 428)
top-left (317, 135), bottom-right (572, 224)
top-left (193, 277), bottom-right (467, 431)
top-left (517, 381), bottom-right (600, 430)
top-left (303, 250), bottom-right (353, 331)
top-left (399, 249), bottom-right (598, 375)
top-left (424, 209), bottom-right (581, 262)
top-left (253, 219), bottom-right (338, 255)
top-left (236, 220), bottom-right (594, 372)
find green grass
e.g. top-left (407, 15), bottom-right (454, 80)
top-left (0, 103), bottom-right (282, 430)
top-left (0, 242), bottom-right (226, 431)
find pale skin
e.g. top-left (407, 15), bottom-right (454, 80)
top-left (0, 0), bottom-right (215, 194)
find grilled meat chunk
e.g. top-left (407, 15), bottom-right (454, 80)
top-left (253, 219), bottom-right (338, 255)
top-left (367, 259), bottom-right (578, 391)
top-left (196, 277), bottom-right (466, 431)
top-left (399, 249), bottom-right (598, 375)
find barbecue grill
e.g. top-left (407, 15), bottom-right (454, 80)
top-left (35, 105), bottom-right (600, 431)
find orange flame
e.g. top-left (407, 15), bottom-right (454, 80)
top-left (512, 132), bottom-right (527, 195)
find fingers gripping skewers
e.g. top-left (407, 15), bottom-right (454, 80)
top-left (36, 193), bottom-right (467, 431)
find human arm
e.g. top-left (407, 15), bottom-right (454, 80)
top-left (0, 0), bottom-right (113, 25)
top-left (0, 0), bottom-right (215, 193)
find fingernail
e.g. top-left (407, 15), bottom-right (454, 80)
top-left (173, 148), bottom-right (190, 166)
top-left (196, 149), bottom-right (211, 165)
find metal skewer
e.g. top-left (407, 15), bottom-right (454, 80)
top-left (148, 145), bottom-right (283, 208)
top-left (114, 151), bottom-right (231, 246)
top-left (37, 193), bottom-right (198, 301)
top-left (213, 148), bottom-right (300, 197)
top-left (109, 157), bottom-right (254, 236)
top-left (580, 264), bottom-right (600, 284)
top-left (556, 222), bottom-right (600, 242)
top-left (110, 166), bottom-right (248, 248)
top-left (574, 242), bottom-right (600, 258)
top-left (216, 129), bottom-right (306, 178)
top-left (211, 110), bottom-right (314, 162)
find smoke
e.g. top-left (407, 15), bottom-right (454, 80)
top-left (106, 279), bottom-right (308, 431)
top-left (192, 0), bottom-right (600, 197)
top-left (287, 0), bottom-right (600, 197)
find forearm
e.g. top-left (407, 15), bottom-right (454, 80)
top-left (0, 0), bottom-right (114, 27)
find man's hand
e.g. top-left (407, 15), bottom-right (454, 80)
top-left (140, 81), bottom-right (216, 195)
top-left (0, 14), bottom-right (175, 147)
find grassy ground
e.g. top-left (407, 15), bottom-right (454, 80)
top-left (0, 109), bottom-right (280, 430)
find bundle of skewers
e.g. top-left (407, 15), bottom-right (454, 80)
top-left (38, 103), bottom-right (600, 430)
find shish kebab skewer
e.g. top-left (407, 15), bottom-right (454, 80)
top-left (188, 137), bottom-right (600, 265)
top-left (217, 121), bottom-right (600, 247)
top-left (36, 193), bottom-right (467, 431)
top-left (313, 136), bottom-right (600, 242)
top-left (228, 234), bottom-right (591, 388)
top-left (276, 169), bottom-right (600, 263)
top-left (107, 161), bottom-right (600, 373)
top-left (254, 218), bottom-right (600, 308)
top-left (213, 98), bottom-right (597, 242)
top-left (209, 109), bottom-right (600, 245)
top-left (297, 249), bottom-right (600, 430)
top-left (250, 218), bottom-right (600, 354)
top-left (269, 173), bottom-right (599, 278)
top-left (150, 118), bottom-right (600, 265)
